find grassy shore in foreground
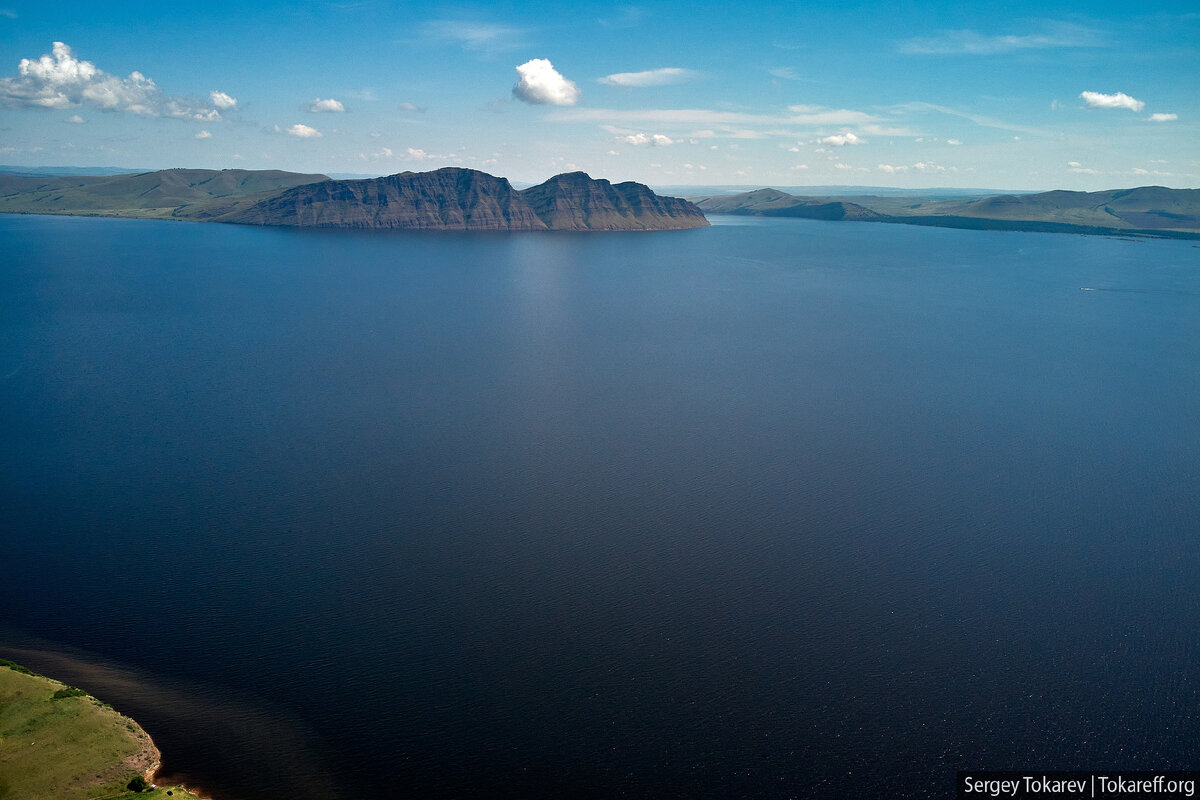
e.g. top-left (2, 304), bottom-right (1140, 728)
top-left (0, 659), bottom-right (204, 800)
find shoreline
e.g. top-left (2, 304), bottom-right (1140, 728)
top-left (0, 657), bottom-right (207, 800)
top-left (0, 634), bottom-right (348, 800)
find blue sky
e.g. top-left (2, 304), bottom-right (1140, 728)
top-left (0, 0), bottom-right (1196, 190)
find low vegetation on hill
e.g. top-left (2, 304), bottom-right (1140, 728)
top-left (695, 185), bottom-right (1200, 238)
top-left (0, 659), bottom-right (202, 800)
top-left (0, 167), bottom-right (709, 231)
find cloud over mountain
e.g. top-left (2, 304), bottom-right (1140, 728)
top-left (512, 59), bottom-right (579, 106)
top-left (0, 41), bottom-right (231, 120)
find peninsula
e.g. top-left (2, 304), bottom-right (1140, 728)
top-left (694, 185), bottom-right (1200, 238)
top-left (0, 658), bottom-right (203, 800)
top-left (0, 167), bottom-right (709, 231)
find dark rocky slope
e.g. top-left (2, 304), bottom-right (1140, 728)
top-left (218, 168), bottom-right (709, 231)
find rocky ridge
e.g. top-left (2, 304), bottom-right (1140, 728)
top-left (218, 168), bottom-right (709, 231)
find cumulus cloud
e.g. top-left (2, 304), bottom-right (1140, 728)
top-left (621, 133), bottom-right (674, 146)
top-left (1147, 112), bottom-right (1177, 122)
top-left (195, 129), bottom-right (212, 139)
top-left (210, 90), bottom-right (237, 109)
top-left (1080, 91), bottom-right (1144, 112)
top-left (598, 68), bottom-right (698, 87)
top-left (66, 113), bottom-right (84, 123)
top-left (512, 58), bottom-right (580, 106)
top-left (819, 131), bottom-right (865, 146)
top-left (1067, 161), bottom-right (1098, 174)
top-left (877, 164), bottom-right (909, 173)
top-left (287, 123), bottom-right (322, 138)
top-left (946, 138), bottom-right (963, 145)
top-left (0, 42), bottom-right (231, 121)
top-left (308, 97), bottom-right (345, 113)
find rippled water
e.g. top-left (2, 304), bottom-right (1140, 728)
top-left (2, 214), bottom-right (1198, 799)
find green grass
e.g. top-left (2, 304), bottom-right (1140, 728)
top-left (0, 661), bottom-right (202, 800)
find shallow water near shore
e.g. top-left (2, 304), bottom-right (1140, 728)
top-left (2, 214), bottom-right (1199, 799)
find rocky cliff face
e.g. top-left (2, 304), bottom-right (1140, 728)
top-left (218, 168), bottom-right (708, 231)
top-left (522, 171), bottom-right (709, 230)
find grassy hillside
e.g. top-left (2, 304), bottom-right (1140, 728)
top-left (695, 185), bottom-right (1200, 237)
top-left (0, 168), bottom-right (329, 219)
top-left (0, 660), bottom-right (202, 800)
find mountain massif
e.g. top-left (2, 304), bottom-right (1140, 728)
top-left (0, 167), bottom-right (709, 232)
top-left (695, 186), bottom-right (1200, 238)
top-left (4, 166), bottom-right (1195, 237)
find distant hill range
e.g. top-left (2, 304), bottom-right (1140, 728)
top-left (0, 167), bottom-right (708, 232)
top-left (695, 186), bottom-right (1200, 238)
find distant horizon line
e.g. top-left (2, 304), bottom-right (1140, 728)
top-left (2, 164), bottom-right (1195, 197)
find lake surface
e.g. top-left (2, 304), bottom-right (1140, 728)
top-left (1, 214), bottom-right (1198, 799)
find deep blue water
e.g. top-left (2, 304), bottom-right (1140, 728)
top-left (1, 214), bottom-right (1198, 799)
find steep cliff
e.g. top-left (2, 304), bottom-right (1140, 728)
top-left (521, 172), bottom-right (709, 230)
top-left (218, 168), bottom-right (709, 231)
top-left (217, 168), bottom-right (541, 229)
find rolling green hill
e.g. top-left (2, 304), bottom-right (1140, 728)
top-left (0, 659), bottom-right (203, 800)
top-left (0, 168), bottom-right (330, 219)
top-left (695, 185), bottom-right (1200, 237)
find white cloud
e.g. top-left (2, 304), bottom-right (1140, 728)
top-left (1068, 161), bottom-right (1099, 174)
top-left (896, 101), bottom-right (1052, 137)
top-left (512, 58), bottom-right (579, 106)
top-left (422, 20), bottom-right (524, 53)
top-left (0, 41), bottom-right (229, 120)
top-left (1080, 91), bottom-right (1144, 112)
top-left (398, 102), bottom-right (426, 113)
top-left (877, 164), bottom-right (909, 173)
top-left (768, 67), bottom-right (807, 81)
top-left (195, 129), bottom-right (212, 139)
top-left (621, 132), bottom-right (674, 146)
top-left (791, 164), bottom-right (808, 170)
top-left (598, 68), bottom-right (698, 87)
top-left (899, 23), bottom-right (1104, 55)
top-left (834, 163), bottom-right (853, 170)
top-left (407, 147), bottom-right (435, 159)
top-left (550, 105), bottom-right (882, 131)
top-left (287, 123), bottom-right (322, 138)
top-left (308, 97), bottom-right (345, 113)
top-left (210, 90), bottom-right (237, 110)
top-left (1147, 112), bottom-right (1177, 122)
top-left (819, 132), bottom-right (865, 146)
top-left (946, 138), bottom-right (962, 145)
top-left (66, 113), bottom-right (84, 123)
